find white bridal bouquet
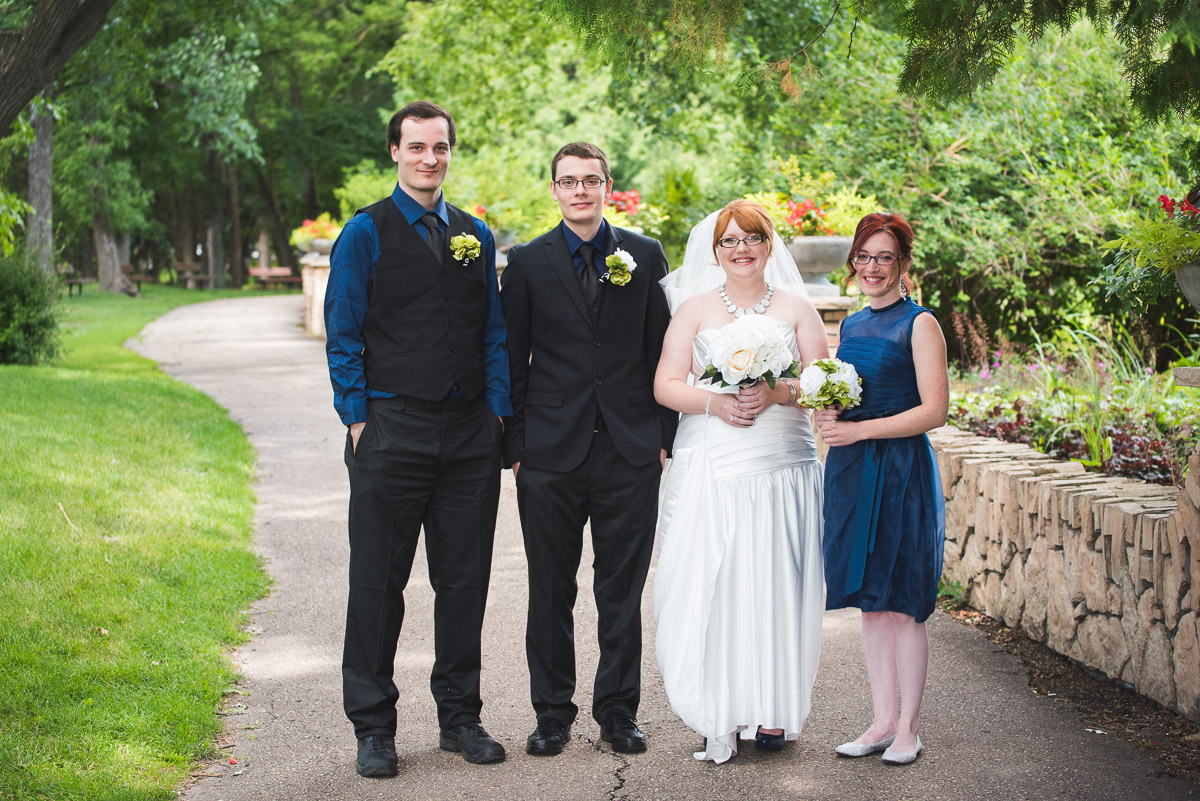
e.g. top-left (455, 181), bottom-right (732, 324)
top-left (797, 357), bottom-right (863, 408)
top-left (702, 314), bottom-right (798, 388)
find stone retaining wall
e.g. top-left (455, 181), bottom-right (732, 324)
top-left (930, 427), bottom-right (1199, 721)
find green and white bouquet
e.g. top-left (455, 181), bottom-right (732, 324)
top-left (702, 314), bottom-right (798, 389)
top-left (797, 357), bottom-right (863, 408)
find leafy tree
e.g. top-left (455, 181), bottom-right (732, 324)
top-left (243, 0), bottom-right (404, 273)
top-left (551, 0), bottom-right (1200, 185)
top-left (0, 0), bottom-right (117, 134)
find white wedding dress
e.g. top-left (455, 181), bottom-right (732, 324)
top-left (654, 317), bottom-right (824, 764)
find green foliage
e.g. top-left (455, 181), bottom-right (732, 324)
top-left (1098, 197), bottom-right (1200, 315)
top-left (949, 317), bottom-right (1198, 485)
top-left (542, 0), bottom-right (746, 75)
top-left (0, 285), bottom-right (266, 799)
top-left (334, 160), bottom-right (396, 222)
top-left (773, 19), bottom-right (1193, 351)
top-left (0, 186), bottom-right (31, 257)
top-left (937, 577), bottom-right (967, 608)
top-left (0, 248), bottom-right (59, 365)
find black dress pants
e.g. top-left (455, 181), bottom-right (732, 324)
top-left (515, 430), bottom-right (661, 728)
top-left (342, 395), bottom-right (502, 738)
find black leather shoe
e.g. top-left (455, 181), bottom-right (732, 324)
top-left (439, 722), bottom-right (506, 764)
top-left (526, 719), bottom-right (570, 756)
top-left (600, 715), bottom-right (647, 754)
top-left (754, 729), bottom-right (785, 751)
top-left (355, 735), bottom-right (398, 778)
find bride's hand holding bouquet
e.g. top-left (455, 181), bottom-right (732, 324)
top-left (702, 314), bottom-right (799, 428)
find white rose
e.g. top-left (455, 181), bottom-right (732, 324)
top-left (799, 364), bottom-right (827, 396)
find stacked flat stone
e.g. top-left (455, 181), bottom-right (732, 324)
top-left (931, 426), bottom-right (1199, 723)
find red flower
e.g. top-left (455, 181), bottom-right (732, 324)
top-left (1159, 195), bottom-right (1176, 215)
top-left (606, 189), bottom-right (641, 216)
top-left (1182, 199), bottom-right (1198, 217)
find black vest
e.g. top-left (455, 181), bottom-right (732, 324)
top-left (357, 198), bottom-right (487, 401)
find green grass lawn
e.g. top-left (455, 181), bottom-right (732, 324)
top-left (0, 285), bottom-right (270, 801)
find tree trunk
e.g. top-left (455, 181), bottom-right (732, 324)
top-left (0, 0), bottom-right (117, 134)
top-left (257, 227), bottom-right (270, 270)
top-left (229, 167), bottom-right (244, 287)
top-left (252, 162), bottom-right (298, 273)
top-left (116, 233), bottom-right (130, 268)
top-left (206, 207), bottom-right (226, 289)
top-left (26, 94), bottom-right (54, 274)
top-left (93, 218), bottom-right (121, 292)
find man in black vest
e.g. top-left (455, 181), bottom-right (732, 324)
top-left (324, 100), bottom-right (512, 778)
top-left (501, 142), bottom-right (676, 757)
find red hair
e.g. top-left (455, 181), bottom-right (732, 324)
top-left (845, 212), bottom-right (914, 292)
top-left (712, 199), bottom-right (775, 257)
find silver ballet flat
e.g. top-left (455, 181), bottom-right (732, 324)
top-left (834, 734), bottom-right (896, 757)
top-left (881, 735), bottom-right (923, 765)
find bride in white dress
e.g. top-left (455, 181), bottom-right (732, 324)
top-left (653, 199), bottom-right (829, 764)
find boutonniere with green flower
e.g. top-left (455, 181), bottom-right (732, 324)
top-left (602, 249), bottom-right (637, 286)
top-left (450, 234), bottom-right (481, 265)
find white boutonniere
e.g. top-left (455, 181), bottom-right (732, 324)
top-left (450, 234), bottom-right (481, 265)
top-left (601, 249), bottom-right (637, 286)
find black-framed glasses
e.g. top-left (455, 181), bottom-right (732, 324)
top-left (554, 177), bottom-right (605, 190)
top-left (716, 234), bottom-right (767, 248)
top-left (852, 252), bottom-right (898, 266)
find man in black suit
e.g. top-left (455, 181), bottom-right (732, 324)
top-left (500, 142), bottom-right (676, 756)
top-left (325, 101), bottom-right (511, 777)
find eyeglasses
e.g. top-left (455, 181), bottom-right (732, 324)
top-left (716, 234), bottom-right (767, 248)
top-left (554, 177), bottom-right (605, 190)
top-left (852, 252), bottom-right (898, 266)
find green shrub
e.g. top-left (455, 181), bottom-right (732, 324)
top-left (0, 248), bottom-right (59, 365)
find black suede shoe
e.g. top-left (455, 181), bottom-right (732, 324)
top-left (355, 735), bottom-right (398, 778)
top-left (526, 719), bottom-right (570, 756)
top-left (439, 722), bottom-right (506, 764)
top-left (599, 715), bottom-right (647, 754)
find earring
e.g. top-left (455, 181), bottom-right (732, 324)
top-left (899, 274), bottom-right (908, 298)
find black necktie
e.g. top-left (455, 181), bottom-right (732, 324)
top-left (421, 212), bottom-right (443, 263)
top-left (578, 243), bottom-right (598, 305)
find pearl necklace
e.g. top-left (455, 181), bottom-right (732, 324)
top-left (719, 282), bottom-right (773, 317)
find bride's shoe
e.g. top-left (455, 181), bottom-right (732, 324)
top-left (754, 728), bottom-right (785, 752)
top-left (834, 734), bottom-right (895, 757)
top-left (881, 735), bottom-right (922, 765)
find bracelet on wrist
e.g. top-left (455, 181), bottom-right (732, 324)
top-left (783, 380), bottom-right (798, 406)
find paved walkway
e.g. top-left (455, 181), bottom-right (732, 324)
top-left (132, 295), bottom-right (1195, 801)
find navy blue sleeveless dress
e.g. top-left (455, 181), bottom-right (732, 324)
top-left (822, 298), bottom-right (945, 623)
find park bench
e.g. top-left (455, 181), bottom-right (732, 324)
top-left (249, 265), bottom-right (302, 290)
top-left (174, 261), bottom-right (213, 289)
top-left (121, 263), bottom-right (155, 287)
top-left (64, 276), bottom-right (97, 297)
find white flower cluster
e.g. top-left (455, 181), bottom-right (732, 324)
top-left (704, 314), bottom-right (796, 387)
top-left (797, 357), bottom-right (863, 408)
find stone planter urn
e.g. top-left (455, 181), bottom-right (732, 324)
top-left (1177, 263), bottom-right (1200, 312)
top-left (786, 235), bottom-right (852, 297)
top-left (299, 238), bottom-right (334, 338)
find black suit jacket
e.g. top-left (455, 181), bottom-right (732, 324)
top-left (501, 223), bottom-right (677, 472)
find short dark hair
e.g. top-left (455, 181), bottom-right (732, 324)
top-left (388, 101), bottom-right (456, 150)
top-left (550, 142), bottom-right (611, 182)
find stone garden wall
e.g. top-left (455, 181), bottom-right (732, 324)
top-left (930, 427), bottom-right (1200, 722)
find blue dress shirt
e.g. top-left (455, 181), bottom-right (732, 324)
top-left (561, 219), bottom-right (610, 278)
top-left (324, 183), bottom-right (512, 425)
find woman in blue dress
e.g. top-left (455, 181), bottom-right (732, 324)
top-left (814, 212), bottom-right (948, 766)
